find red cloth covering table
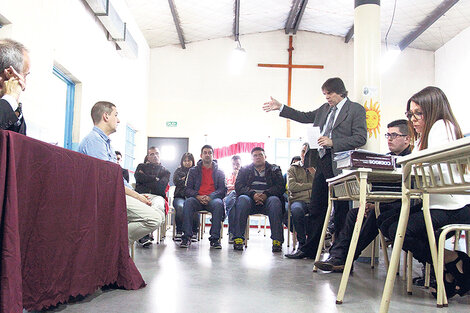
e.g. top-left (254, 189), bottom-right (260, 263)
top-left (0, 130), bottom-right (145, 312)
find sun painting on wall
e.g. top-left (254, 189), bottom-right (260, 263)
top-left (364, 99), bottom-right (381, 139)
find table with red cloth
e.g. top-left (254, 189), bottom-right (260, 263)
top-left (0, 130), bottom-right (145, 312)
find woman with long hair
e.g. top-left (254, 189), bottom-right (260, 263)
top-left (387, 86), bottom-right (470, 298)
top-left (173, 152), bottom-right (198, 241)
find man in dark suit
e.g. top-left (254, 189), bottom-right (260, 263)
top-left (0, 39), bottom-right (30, 134)
top-left (263, 77), bottom-right (367, 259)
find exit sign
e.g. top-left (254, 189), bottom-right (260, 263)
top-left (166, 121), bottom-right (177, 127)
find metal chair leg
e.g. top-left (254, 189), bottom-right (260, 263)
top-left (454, 230), bottom-right (461, 250)
top-left (263, 216), bottom-right (267, 237)
top-left (424, 263), bottom-right (431, 289)
top-left (406, 251), bottom-right (413, 295)
top-left (245, 216), bottom-right (250, 247)
top-left (371, 237), bottom-right (376, 269)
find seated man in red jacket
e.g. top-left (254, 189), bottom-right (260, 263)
top-left (180, 145), bottom-right (226, 249)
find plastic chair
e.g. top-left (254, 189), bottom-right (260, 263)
top-left (244, 214), bottom-right (267, 247)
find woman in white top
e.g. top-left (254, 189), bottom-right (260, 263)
top-left (388, 86), bottom-right (470, 298)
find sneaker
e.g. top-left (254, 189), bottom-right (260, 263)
top-left (233, 238), bottom-right (244, 251)
top-left (138, 235), bottom-right (152, 248)
top-left (180, 238), bottom-right (191, 248)
top-left (191, 234), bottom-right (198, 242)
top-left (272, 240), bottom-right (282, 252)
top-left (210, 240), bottom-right (222, 249)
top-left (314, 257), bottom-right (345, 272)
top-left (174, 233), bottom-right (182, 242)
top-left (228, 233), bottom-right (234, 244)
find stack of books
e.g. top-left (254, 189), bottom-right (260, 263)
top-left (333, 149), bottom-right (395, 170)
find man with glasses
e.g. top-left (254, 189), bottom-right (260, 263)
top-left (314, 119), bottom-right (412, 270)
top-left (232, 147), bottom-right (285, 252)
top-left (0, 39), bottom-right (30, 134)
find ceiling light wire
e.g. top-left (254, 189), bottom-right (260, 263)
top-left (385, 0), bottom-right (398, 50)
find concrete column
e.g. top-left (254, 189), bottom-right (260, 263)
top-left (354, 0), bottom-right (381, 261)
top-left (354, 0), bottom-right (381, 152)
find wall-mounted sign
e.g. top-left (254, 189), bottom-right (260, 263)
top-left (166, 121), bottom-right (177, 127)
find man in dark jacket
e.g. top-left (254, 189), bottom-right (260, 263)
top-left (264, 77), bottom-right (367, 259)
top-left (135, 147), bottom-right (170, 198)
top-left (180, 145), bottom-right (226, 249)
top-left (0, 39), bottom-right (30, 134)
top-left (134, 146), bottom-right (170, 246)
top-left (232, 147), bottom-right (285, 252)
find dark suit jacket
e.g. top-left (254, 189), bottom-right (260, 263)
top-left (0, 98), bottom-right (26, 134)
top-left (280, 98), bottom-right (367, 175)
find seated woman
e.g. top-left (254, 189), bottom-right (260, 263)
top-left (173, 152), bottom-right (198, 241)
top-left (287, 143), bottom-right (314, 250)
top-left (381, 86), bottom-right (470, 298)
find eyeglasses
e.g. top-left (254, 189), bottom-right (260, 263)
top-left (405, 111), bottom-right (424, 120)
top-left (385, 133), bottom-right (407, 140)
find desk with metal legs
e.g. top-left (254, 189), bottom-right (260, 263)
top-left (380, 137), bottom-right (470, 312)
top-left (313, 168), bottom-right (418, 304)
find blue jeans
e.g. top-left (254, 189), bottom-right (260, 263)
top-left (224, 190), bottom-right (237, 235)
top-left (182, 197), bottom-right (225, 241)
top-left (290, 201), bottom-right (309, 246)
top-left (233, 195), bottom-right (284, 242)
top-left (173, 197), bottom-right (199, 234)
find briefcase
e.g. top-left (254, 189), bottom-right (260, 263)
top-left (334, 149), bottom-right (394, 170)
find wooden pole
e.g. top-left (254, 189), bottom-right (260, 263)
top-left (287, 36), bottom-right (293, 137)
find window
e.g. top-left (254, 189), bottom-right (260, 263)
top-left (274, 138), bottom-right (304, 174)
top-left (124, 125), bottom-right (136, 171)
top-left (52, 67), bottom-right (75, 150)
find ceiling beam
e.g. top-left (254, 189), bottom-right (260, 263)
top-left (233, 0), bottom-right (240, 42)
top-left (344, 25), bottom-right (354, 43)
top-left (285, 0), bottom-right (308, 34)
top-left (168, 0), bottom-right (186, 49)
top-left (285, 0), bottom-right (300, 34)
top-left (398, 0), bottom-right (459, 50)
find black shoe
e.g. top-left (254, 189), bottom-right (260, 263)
top-left (233, 238), bottom-right (244, 251)
top-left (314, 257), bottom-right (345, 272)
top-left (210, 240), bottom-right (222, 249)
top-left (180, 238), bottom-right (191, 248)
top-left (285, 250), bottom-right (307, 259)
top-left (174, 232), bottom-right (182, 242)
top-left (191, 234), bottom-right (198, 242)
top-left (138, 235), bottom-right (152, 248)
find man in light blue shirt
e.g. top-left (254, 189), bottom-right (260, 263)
top-left (79, 101), bottom-right (164, 245)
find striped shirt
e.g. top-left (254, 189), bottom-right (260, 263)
top-left (251, 168), bottom-right (267, 193)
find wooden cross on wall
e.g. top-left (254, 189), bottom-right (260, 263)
top-left (258, 35), bottom-right (324, 137)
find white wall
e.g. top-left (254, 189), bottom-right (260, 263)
top-left (148, 30), bottom-right (434, 166)
top-left (0, 0), bottom-right (150, 166)
top-left (435, 25), bottom-right (470, 135)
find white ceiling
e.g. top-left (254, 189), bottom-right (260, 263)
top-left (125, 0), bottom-right (470, 51)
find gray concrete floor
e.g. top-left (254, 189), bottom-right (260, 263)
top-left (36, 228), bottom-right (470, 313)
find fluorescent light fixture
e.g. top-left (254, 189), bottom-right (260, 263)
top-left (381, 46), bottom-right (401, 73)
top-left (84, 0), bottom-right (108, 14)
top-left (229, 40), bottom-right (246, 75)
top-left (116, 25), bottom-right (139, 59)
top-left (96, 0), bottom-right (125, 40)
